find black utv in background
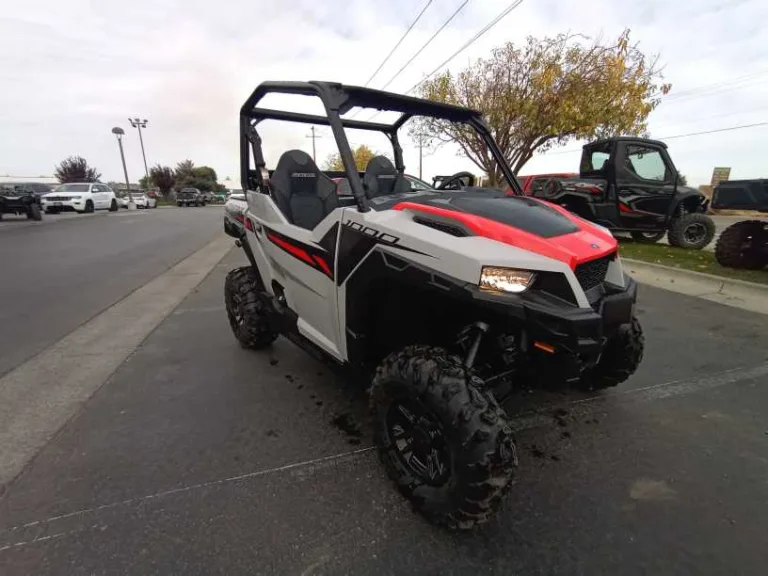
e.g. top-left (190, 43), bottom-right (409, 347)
top-left (0, 184), bottom-right (43, 221)
top-left (711, 179), bottom-right (768, 269)
top-left (527, 137), bottom-right (716, 249)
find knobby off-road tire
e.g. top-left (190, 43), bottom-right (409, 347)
top-left (630, 231), bottom-right (665, 243)
top-left (370, 346), bottom-right (517, 530)
top-left (714, 220), bottom-right (766, 270)
top-left (578, 316), bottom-right (644, 391)
top-left (667, 213), bottom-right (716, 249)
top-left (224, 266), bottom-right (278, 349)
top-left (27, 203), bottom-right (42, 221)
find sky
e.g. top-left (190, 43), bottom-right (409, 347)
top-left (1, 0), bottom-right (767, 188)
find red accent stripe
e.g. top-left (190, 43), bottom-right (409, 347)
top-left (393, 201), bottom-right (617, 270)
top-left (267, 233), bottom-right (315, 266)
top-left (619, 202), bottom-right (635, 214)
top-left (313, 255), bottom-right (333, 277)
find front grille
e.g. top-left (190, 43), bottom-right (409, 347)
top-left (574, 254), bottom-right (613, 292)
top-left (45, 196), bottom-right (69, 201)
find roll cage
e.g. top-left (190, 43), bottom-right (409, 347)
top-left (239, 80), bottom-right (523, 212)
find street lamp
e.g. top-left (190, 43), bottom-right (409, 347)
top-left (111, 126), bottom-right (136, 210)
top-left (128, 117), bottom-right (149, 179)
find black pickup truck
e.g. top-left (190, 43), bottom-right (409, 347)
top-left (523, 137), bottom-right (716, 249)
top-left (176, 188), bottom-right (204, 207)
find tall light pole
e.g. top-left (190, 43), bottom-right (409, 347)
top-left (111, 127), bottom-right (136, 210)
top-left (128, 118), bottom-right (149, 179)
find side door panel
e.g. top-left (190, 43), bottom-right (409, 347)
top-left (93, 185), bottom-right (106, 208)
top-left (244, 193), bottom-right (343, 359)
top-left (614, 143), bottom-right (676, 230)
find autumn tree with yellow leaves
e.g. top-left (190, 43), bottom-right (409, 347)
top-left (323, 144), bottom-right (381, 172)
top-left (413, 30), bottom-right (670, 186)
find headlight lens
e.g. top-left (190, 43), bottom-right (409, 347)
top-left (479, 267), bottom-right (536, 293)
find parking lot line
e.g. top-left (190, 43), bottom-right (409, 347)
top-left (2, 359), bottom-right (765, 548)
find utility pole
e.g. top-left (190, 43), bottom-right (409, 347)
top-left (305, 126), bottom-right (322, 162)
top-left (111, 127), bottom-right (136, 210)
top-left (128, 118), bottom-right (149, 179)
top-left (415, 133), bottom-right (427, 180)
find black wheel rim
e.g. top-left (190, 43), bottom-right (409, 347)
top-left (386, 399), bottom-right (451, 486)
top-left (684, 222), bottom-right (707, 244)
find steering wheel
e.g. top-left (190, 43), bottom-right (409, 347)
top-left (435, 171), bottom-right (475, 190)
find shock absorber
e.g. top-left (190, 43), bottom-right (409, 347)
top-left (462, 322), bottom-right (489, 369)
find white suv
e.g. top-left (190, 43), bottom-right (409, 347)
top-left (42, 183), bottom-right (118, 214)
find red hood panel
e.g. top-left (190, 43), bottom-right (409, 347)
top-left (394, 200), bottom-right (617, 270)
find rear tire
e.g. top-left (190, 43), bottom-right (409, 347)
top-left (630, 231), bottom-right (665, 243)
top-left (224, 266), bottom-right (278, 349)
top-left (667, 213), bottom-right (715, 249)
top-left (714, 220), bottom-right (767, 270)
top-left (109, 199), bottom-right (118, 212)
top-left (27, 203), bottom-right (43, 221)
top-left (578, 316), bottom-right (644, 390)
top-left (370, 346), bottom-right (517, 530)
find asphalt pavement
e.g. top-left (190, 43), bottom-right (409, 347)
top-left (0, 207), bottom-right (223, 378)
top-left (1, 248), bottom-right (767, 575)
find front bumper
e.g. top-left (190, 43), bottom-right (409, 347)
top-left (523, 276), bottom-right (637, 380)
top-left (472, 274), bottom-right (638, 381)
top-left (41, 199), bottom-right (85, 212)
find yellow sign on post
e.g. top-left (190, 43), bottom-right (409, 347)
top-left (710, 167), bottom-right (731, 188)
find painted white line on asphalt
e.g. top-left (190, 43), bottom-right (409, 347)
top-left (3, 361), bottom-right (767, 543)
top-left (509, 362), bottom-right (768, 432)
top-left (0, 447), bottom-right (375, 542)
top-left (0, 234), bottom-right (234, 490)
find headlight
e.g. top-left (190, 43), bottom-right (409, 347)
top-left (479, 267), bottom-right (536, 293)
top-left (71, 196), bottom-right (82, 200)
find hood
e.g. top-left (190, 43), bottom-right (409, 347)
top-left (393, 191), bottom-right (617, 270)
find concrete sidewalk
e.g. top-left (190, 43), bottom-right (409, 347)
top-left (624, 258), bottom-right (768, 315)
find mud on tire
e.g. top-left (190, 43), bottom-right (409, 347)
top-left (667, 213), bottom-right (715, 249)
top-left (578, 316), bottom-right (644, 391)
top-left (714, 220), bottom-right (766, 270)
top-left (370, 346), bottom-right (517, 530)
top-left (224, 266), bottom-right (278, 349)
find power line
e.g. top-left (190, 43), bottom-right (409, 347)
top-left (364, 0), bottom-right (434, 87)
top-left (543, 121), bottom-right (768, 156)
top-left (364, 0), bottom-right (523, 122)
top-left (659, 121), bottom-right (768, 140)
top-left (378, 0), bottom-right (470, 92)
top-left (406, 0), bottom-right (525, 95)
top-left (664, 70), bottom-right (768, 101)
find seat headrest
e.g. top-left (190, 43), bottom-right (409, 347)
top-left (272, 150), bottom-right (321, 196)
top-left (364, 155), bottom-right (406, 198)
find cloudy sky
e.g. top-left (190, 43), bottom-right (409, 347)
top-left (1, 0), bottom-right (767, 187)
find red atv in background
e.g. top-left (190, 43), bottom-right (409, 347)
top-left (509, 137), bottom-right (716, 250)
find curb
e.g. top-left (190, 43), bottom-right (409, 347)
top-left (622, 257), bottom-right (768, 315)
